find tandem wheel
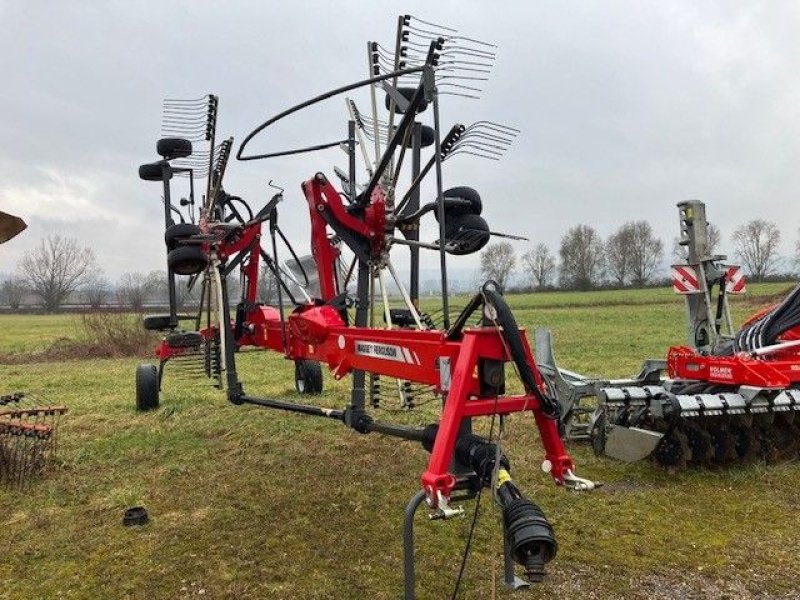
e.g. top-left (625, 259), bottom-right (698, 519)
top-left (294, 360), bottom-right (323, 395)
top-left (135, 363), bottom-right (160, 411)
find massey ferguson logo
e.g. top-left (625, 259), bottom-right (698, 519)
top-left (709, 365), bottom-right (734, 380)
top-left (356, 342), bottom-right (399, 359)
top-left (355, 341), bottom-right (420, 365)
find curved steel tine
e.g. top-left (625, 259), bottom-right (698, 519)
top-left (469, 119), bottom-right (520, 130)
top-left (164, 95), bottom-right (211, 103)
top-left (445, 34), bottom-right (497, 49)
top-left (454, 139), bottom-right (508, 153)
top-left (161, 111), bottom-right (211, 119)
top-left (461, 129), bottom-right (516, 145)
top-left (446, 148), bottom-right (501, 161)
top-left (437, 60), bottom-right (494, 73)
top-left (440, 43), bottom-right (496, 57)
top-left (462, 121), bottom-right (518, 137)
top-left (463, 127), bottom-right (517, 142)
top-left (436, 81), bottom-right (484, 92)
top-left (405, 14), bottom-right (458, 33)
top-left (437, 73), bottom-right (490, 83)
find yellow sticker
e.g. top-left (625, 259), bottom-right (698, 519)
top-left (496, 468), bottom-right (512, 488)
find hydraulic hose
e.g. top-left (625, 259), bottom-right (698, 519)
top-left (480, 285), bottom-right (561, 418)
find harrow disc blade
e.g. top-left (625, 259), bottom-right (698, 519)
top-left (768, 414), bottom-right (800, 463)
top-left (756, 424), bottom-right (782, 463)
top-left (683, 421), bottom-right (713, 466)
top-left (653, 429), bottom-right (690, 470)
top-left (707, 425), bottom-right (738, 466)
top-left (729, 419), bottom-right (759, 463)
top-left (590, 412), bottom-right (606, 456)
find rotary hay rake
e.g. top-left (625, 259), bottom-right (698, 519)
top-left (136, 14), bottom-right (595, 595)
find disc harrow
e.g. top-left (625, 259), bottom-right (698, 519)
top-left (540, 199), bottom-right (800, 470)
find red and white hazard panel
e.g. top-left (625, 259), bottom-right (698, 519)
top-left (724, 265), bottom-right (746, 294)
top-left (672, 265), bottom-right (701, 294)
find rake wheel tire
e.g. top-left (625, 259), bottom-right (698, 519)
top-left (434, 186), bottom-right (483, 222)
top-left (444, 213), bottom-right (490, 256)
top-left (168, 245), bottom-right (208, 276)
top-left (136, 363), bottom-right (159, 411)
top-left (143, 314), bottom-right (173, 331)
top-left (295, 360), bottom-right (323, 395)
top-left (138, 161), bottom-right (169, 182)
top-left (165, 223), bottom-right (201, 250)
top-left (157, 137), bottom-right (192, 160)
top-left (166, 331), bottom-right (203, 348)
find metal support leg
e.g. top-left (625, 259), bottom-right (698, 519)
top-left (503, 522), bottom-right (530, 590)
top-left (403, 489), bottom-right (427, 600)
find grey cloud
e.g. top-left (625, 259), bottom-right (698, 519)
top-left (2, 1), bottom-right (800, 277)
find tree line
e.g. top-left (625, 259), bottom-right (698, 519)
top-left (0, 235), bottom-right (279, 312)
top-left (0, 218), bottom-right (791, 311)
top-left (480, 218), bottom-right (789, 292)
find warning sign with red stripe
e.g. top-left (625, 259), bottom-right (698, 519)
top-left (724, 265), bottom-right (746, 294)
top-left (671, 265), bottom-right (701, 294)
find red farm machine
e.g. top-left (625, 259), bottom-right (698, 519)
top-left (538, 200), bottom-right (800, 469)
top-left (135, 16), bottom-right (595, 595)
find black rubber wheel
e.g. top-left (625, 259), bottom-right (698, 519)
top-left (168, 245), bottom-right (208, 276)
top-left (165, 331), bottom-right (203, 348)
top-left (139, 161), bottom-right (169, 182)
top-left (136, 363), bottom-right (159, 411)
top-left (435, 186), bottom-right (482, 221)
top-left (384, 86), bottom-right (429, 113)
top-left (164, 223), bottom-right (202, 250)
top-left (403, 125), bottom-right (435, 149)
top-left (295, 360), bottom-right (323, 395)
top-left (157, 137), bottom-right (192, 160)
top-left (143, 314), bottom-right (174, 331)
top-left (444, 213), bottom-right (490, 255)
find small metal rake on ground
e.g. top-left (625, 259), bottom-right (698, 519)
top-left (0, 393), bottom-right (67, 488)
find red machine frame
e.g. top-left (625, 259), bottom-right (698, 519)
top-left (155, 172), bottom-right (585, 507)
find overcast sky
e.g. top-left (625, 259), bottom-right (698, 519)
top-left (2, 1), bottom-right (799, 281)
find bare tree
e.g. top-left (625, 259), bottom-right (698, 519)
top-left (559, 225), bottom-right (605, 290)
top-left (605, 226), bottom-right (634, 286)
top-left (479, 242), bottom-right (516, 291)
top-left (1, 276), bottom-right (28, 310)
top-left (83, 273), bottom-right (110, 309)
top-left (19, 235), bottom-right (96, 311)
top-left (117, 271), bottom-right (161, 311)
top-left (732, 219), bottom-right (781, 282)
top-left (628, 221), bottom-right (664, 287)
top-left (672, 222), bottom-right (721, 262)
top-left (520, 243), bottom-right (556, 289)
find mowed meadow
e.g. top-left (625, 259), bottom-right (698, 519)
top-left (1, 283), bottom-right (800, 599)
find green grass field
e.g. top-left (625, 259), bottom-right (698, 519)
top-left (1, 284), bottom-right (799, 599)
